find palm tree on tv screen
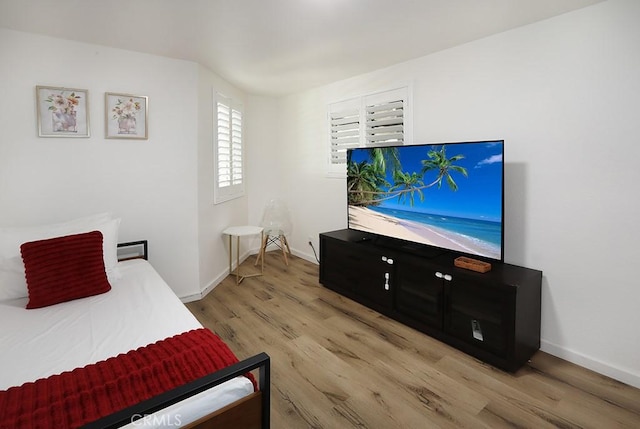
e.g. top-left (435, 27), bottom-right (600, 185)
top-left (347, 145), bottom-right (467, 206)
top-left (369, 146), bottom-right (401, 177)
top-left (347, 160), bottom-right (389, 206)
top-left (390, 171), bottom-right (425, 206)
top-left (421, 145), bottom-right (468, 192)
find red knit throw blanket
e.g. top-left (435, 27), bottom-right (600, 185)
top-left (0, 328), bottom-right (256, 429)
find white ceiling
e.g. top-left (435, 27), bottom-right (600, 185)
top-left (0, 0), bottom-right (603, 96)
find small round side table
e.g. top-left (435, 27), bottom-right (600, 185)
top-left (222, 226), bottom-right (264, 285)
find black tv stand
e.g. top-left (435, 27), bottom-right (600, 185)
top-left (319, 229), bottom-right (542, 372)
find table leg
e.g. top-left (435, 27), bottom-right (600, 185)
top-left (236, 235), bottom-right (241, 285)
top-left (228, 234), bottom-right (232, 278)
top-left (255, 233), bottom-right (265, 267)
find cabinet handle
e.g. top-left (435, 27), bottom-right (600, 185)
top-left (435, 272), bottom-right (452, 281)
top-left (381, 256), bottom-right (394, 264)
top-left (384, 272), bottom-right (390, 290)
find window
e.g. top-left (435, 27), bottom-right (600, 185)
top-left (214, 92), bottom-right (244, 204)
top-left (328, 86), bottom-right (411, 177)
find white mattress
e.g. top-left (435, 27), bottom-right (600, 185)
top-left (0, 259), bottom-right (254, 426)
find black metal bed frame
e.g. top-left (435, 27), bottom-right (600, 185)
top-left (82, 352), bottom-right (270, 429)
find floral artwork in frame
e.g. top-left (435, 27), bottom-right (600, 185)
top-left (36, 86), bottom-right (90, 137)
top-left (105, 92), bottom-right (148, 139)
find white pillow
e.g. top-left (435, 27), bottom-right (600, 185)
top-left (0, 212), bottom-right (112, 258)
top-left (0, 256), bottom-right (27, 301)
top-left (0, 213), bottom-right (121, 301)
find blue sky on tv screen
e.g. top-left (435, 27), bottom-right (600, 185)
top-left (349, 141), bottom-right (503, 222)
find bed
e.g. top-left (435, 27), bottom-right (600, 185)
top-left (0, 214), bottom-right (269, 428)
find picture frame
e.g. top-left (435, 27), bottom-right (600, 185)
top-left (36, 86), bottom-right (90, 137)
top-left (105, 92), bottom-right (148, 139)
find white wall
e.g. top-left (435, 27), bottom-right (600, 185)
top-left (245, 95), bottom-right (285, 228)
top-left (259, 0), bottom-right (640, 387)
top-left (0, 28), bottom-right (247, 299)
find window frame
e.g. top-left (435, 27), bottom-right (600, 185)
top-left (214, 90), bottom-right (244, 204)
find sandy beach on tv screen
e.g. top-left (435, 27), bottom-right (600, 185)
top-left (348, 206), bottom-right (497, 258)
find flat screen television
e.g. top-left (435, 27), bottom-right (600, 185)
top-left (347, 140), bottom-right (504, 261)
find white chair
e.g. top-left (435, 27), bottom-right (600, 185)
top-left (255, 199), bottom-right (292, 266)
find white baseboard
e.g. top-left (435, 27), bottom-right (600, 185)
top-left (179, 293), bottom-right (202, 303)
top-left (541, 339), bottom-right (640, 389)
top-left (180, 248), bottom-right (258, 303)
top-left (291, 247), bottom-right (319, 265)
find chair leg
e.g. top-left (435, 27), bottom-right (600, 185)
top-left (282, 235), bottom-right (292, 255)
top-left (255, 233), bottom-right (268, 266)
top-left (279, 235), bottom-right (289, 265)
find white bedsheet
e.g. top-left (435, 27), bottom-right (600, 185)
top-left (0, 259), bottom-right (253, 426)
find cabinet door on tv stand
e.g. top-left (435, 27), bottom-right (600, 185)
top-left (395, 258), bottom-right (444, 330)
top-left (350, 247), bottom-right (395, 311)
top-left (320, 238), bottom-right (394, 310)
top-left (444, 277), bottom-right (514, 359)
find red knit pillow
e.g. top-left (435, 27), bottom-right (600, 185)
top-left (20, 231), bottom-right (111, 309)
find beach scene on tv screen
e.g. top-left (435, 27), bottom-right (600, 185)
top-left (347, 141), bottom-right (503, 260)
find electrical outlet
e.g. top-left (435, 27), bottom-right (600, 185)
top-left (307, 235), bottom-right (313, 246)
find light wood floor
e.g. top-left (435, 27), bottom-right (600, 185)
top-left (186, 252), bottom-right (640, 428)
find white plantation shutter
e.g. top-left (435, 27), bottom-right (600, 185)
top-left (365, 99), bottom-right (404, 146)
top-left (217, 99), bottom-right (232, 188)
top-left (327, 86), bottom-right (410, 177)
top-left (329, 105), bottom-right (360, 165)
top-left (214, 92), bottom-right (244, 204)
top-left (231, 107), bottom-right (243, 185)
